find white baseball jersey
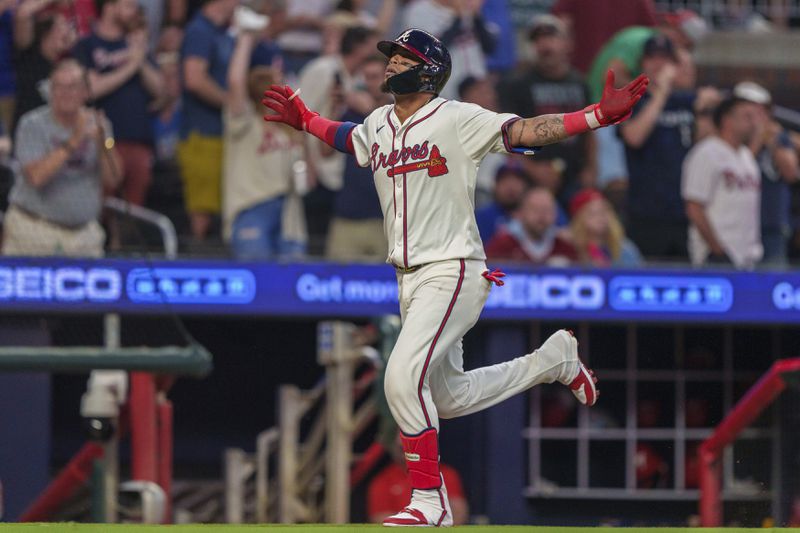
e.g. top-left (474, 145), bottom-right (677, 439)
top-left (682, 136), bottom-right (762, 268)
top-left (350, 97), bottom-right (520, 269)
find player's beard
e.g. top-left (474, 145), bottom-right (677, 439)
top-left (380, 81), bottom-right (392, 94)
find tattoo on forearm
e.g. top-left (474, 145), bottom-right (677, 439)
top-left (514, 114), bottom-right (568, 147)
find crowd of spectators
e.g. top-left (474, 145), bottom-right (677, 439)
top-left (0, 0), bottom-right (799, 270)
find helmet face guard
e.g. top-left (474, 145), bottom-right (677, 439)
top-left (378, 29), bottom-right (452, 96)
top-left (385, 64), bottom-right (427, 95)
top-left (385, 62), bottom-right (449, 95)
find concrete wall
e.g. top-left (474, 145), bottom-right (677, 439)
top-left (695, 31), bottom-right (800, 110)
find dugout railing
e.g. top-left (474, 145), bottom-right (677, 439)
top-left (699, 357), bottom-right (800, 526)
top-left (224, 320), bottom-right (386, 524)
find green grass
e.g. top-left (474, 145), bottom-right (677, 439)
top-left (0, 525), bottom-right (794, 532)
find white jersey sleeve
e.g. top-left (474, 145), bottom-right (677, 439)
top-left (350, 124), bottom-right (370, 168)
top-left (682, 138), bottom-right (718, 204)
top-left (350, 105), bottom-right (387, 168)
top-left (455, 102), bottom-right (521, 163)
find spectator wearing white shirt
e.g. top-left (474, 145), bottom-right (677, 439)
top-left (402, 0), bottom-right (496, 100)
top-left (297, 26), bottom-right (376, 254)
top-left (223, 23), bottom-right (304, 259)
top-left (277, 0), bottom-right (336, 75)
top-left (329, 0), bottom-right (397, 36)
top-left (682, 97), bottom-right (762, 269)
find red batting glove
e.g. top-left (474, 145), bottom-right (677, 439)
top-left (261, 84), bottom-right (318, 131)
top-left (596, 70), bottom-right (649, 125)
top-left (564, 70), bottom-right (649, 135)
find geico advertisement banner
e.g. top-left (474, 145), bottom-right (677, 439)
top-left (0, 258), bottom-right (798, 323)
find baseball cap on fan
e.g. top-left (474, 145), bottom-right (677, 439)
top-left (494, 161), bottom-right (531, 184)
top-left (528, 14), bottom-right (567, 40)
top-left (733, 81), bottom-right (772, 107)
top-left (642, 34), bottom-right (677, 60)
top-left (660, 9), bottom-right (710, 46)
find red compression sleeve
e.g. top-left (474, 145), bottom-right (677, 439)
top-left (305, 115), bottom-right (356, 154)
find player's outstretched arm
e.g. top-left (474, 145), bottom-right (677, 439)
top-left (262, 84), bottom-right (357, 155)
top-left (507, 70), bottom-right (648, 148)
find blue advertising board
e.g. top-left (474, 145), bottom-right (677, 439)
top-left (0, 257), bottom-right (799, 323)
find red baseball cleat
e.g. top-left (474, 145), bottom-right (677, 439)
top-left (383, 507), bottom-right (437, 527)
top-left (383, 483), bottom-right (453, 527)
top-left (565, 330), bottom-right (598, 406)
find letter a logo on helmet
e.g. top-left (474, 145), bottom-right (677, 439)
top-left (398, 30), bottom-right (413, 43)
top-left (377, 28), bottom-right (452, 96)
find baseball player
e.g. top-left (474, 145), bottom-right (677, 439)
top-left (263, 29), bottom-right (647, 527)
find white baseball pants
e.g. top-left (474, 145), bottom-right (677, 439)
top-left (384, 258), bottom-right (577, 434)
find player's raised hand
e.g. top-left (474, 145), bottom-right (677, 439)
top-left (596, 70), bottom-right (649, 125)
top-left (261, 84), bottom-right (318, 131)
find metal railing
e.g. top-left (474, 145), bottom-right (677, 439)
top-left (224, 321), bottom-right (387, 524)
top-left (103, 197), bottom-right (178, 259)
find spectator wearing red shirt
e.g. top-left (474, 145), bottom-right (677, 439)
top-left (485, 187), bottom-right (577, 266)
top-left (61, 0), bottom-right (97, 37)
top-left (368, 461), bottom-right (469, 525)
top-left (551, 0), bottom-right (656, 73)
top-left (14, 0), bottom-right (96, 52)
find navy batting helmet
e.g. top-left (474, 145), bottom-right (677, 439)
top-left (377, 29), bottom-right (451, 96)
